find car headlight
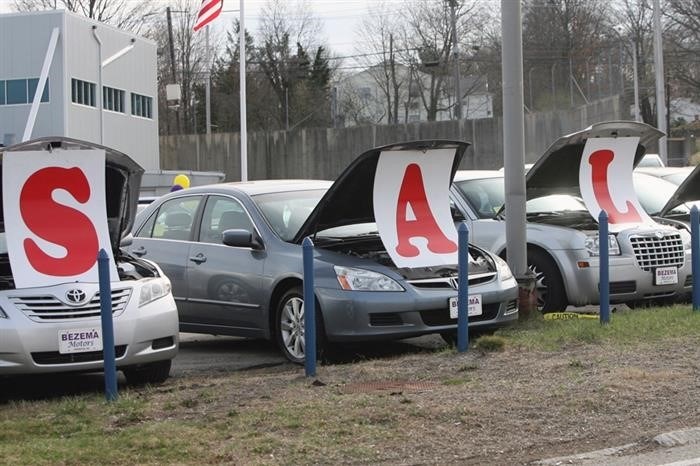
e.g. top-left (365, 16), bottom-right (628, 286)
top-left (679, 228), bottom-right (691, 250)
top-left (334, 266), bottom-right (404, 291)
top-left (139, 277), bottom-right (172, 307)
top-left (585, 234), bottom-right (621, 256)
top-left (493, 255), bottom-right (514, 281)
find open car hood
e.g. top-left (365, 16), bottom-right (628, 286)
top-left (659, 164), bottom-right (700, 216)
top-left (293, 140), bottom-right (469, 243)
top-left (525, 121), bottom-right (664, 201)
top-left (0, 137), bottom-right (144, 253)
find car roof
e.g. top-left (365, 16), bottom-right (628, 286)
top-left (453, 170), bottom-right (503, 182)
top-left (183, 179), bottom-right (333, 196)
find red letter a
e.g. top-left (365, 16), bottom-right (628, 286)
top-left (395, 163), bottom-right (457, 257)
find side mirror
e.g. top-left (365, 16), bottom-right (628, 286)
top-left (222, 229), bottom-right (264, 250)
top-left (451, 204), bottom-right (466, 222)
top-left (120, 233), bottom-right (134, 248)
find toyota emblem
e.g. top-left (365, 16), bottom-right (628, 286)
top-left (66, 289), bottom-right (87, 305)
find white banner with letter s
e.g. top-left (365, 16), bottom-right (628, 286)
top-left (2, 149), bottom-right (118, 288)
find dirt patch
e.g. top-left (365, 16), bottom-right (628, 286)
top-left (139, 336), bottom-right (700, 465)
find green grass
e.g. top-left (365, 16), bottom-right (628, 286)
top-left (498, 304), bottom-right (700, 350)
top-left (1, 304), bottom-right (699, 464)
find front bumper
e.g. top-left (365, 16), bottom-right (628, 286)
top-left (316, 277), bottom-right (519, 342)
top-left (561, 249), bottom-right (692, 306)
top-left (0, 285), bottom-right (179, 376)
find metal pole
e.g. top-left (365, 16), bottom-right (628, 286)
top-left (302, 237), bottom-right (317, 376)
top-left (239, 0), bottom-right (248, 181)
top-left (599, 211), bottom-right (610, 325)
top-left (205, 25), bottom-right (212, 135)
top-left (653, 0), bottom-right (667, 163)
top-left (501, 0), bottom-right (534, 317)
top-left (569, 57), bottom-right (573, 107)
top-left (166, 7), bottom-right (181, 134)
top-left (457, 223), bottom-right (469, 352)
top-left (551, 62), bottom-right (556, 107)
top-left (528, 67), bottom-right (534, 110)
top-left (692, 206), bottom-right (700, 311)
top-left (632, 41), bottom-right (641, 122)
top-left (98, 249), bottom-right (118, 401)
top-left (450, 0), bottom-right (461, 119)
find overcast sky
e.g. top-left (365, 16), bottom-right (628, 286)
top-left (0, 0), bottom-right (397, 58)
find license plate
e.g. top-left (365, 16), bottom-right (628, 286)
top-left (449, 294), bottom-right (482, 319)
top-left (654, 266), bottom-right (678, 286)
top-left (58, 328), bottom-right (103, 354)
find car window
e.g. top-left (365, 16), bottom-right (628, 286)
top-left (453, 178), bottom-right (505, 218)
top-left (633, 173), bottom-right (687, 215)
top-left (137, 196), bottom-right (202, 240)
top-left (252, 189), bottom-right (327, 241)
top-left (199, 196), bottom-right (253, 244)
top-left (637, 154), bottom-right (664, 168)
top-left (526, 195), bottom-right (587, 213)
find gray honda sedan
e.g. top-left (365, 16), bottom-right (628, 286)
top-left (129, 141), bottom-right (518, 362)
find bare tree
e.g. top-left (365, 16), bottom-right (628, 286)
top-left (664, 0), bottom-right (700, 104)
top-left (12, 0), bottom-right (158, 34)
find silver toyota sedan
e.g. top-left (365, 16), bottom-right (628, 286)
top-left (129, 140), bottom-right (519, 363)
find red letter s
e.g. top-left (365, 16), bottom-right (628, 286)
top-left (395, 163), bottom-right (457, 257)
top-left (20, 167), bottom-right (98, 276)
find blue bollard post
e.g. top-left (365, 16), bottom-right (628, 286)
top-left (457, 222), bottom-right (469, 353)
top-left (97, 249), bottom-right (118, 401)
top-left (598, 211), bottom-right (610, 325)
top-left (302, 237), bottom-right (316, 377)
top-left (691, 206), bottom-right (700, 311)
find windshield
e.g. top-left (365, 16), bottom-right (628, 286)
top-left (454, 178), bottom-right (505, 218)
top-left (633, 173), bottom-right (688, 215)
top-left (252, 189), bottom-right (327, 241)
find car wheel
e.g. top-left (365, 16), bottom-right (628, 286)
top-left (122, 359), bottom-right (172, 386)
top-left (528, 249), bottom-right (567, 313)
top-left (275, 286), bottom-right (327, 364)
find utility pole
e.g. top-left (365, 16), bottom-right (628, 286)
top-left (652, 0), bottom-right (667, 163)
top-left (205, 26), bottom-right (211, 135)
top-left (449, 0), bottom-right (461, 120)
top-left (166, 7), bottom-right (181, 134)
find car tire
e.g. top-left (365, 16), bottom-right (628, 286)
top-left (122, 359), bottom-right (172, 386)
top-left (528, 249), bottom-right (568, 313)
top-left (275, 286), bottom-right (328, 364)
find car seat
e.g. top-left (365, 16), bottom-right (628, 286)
top-left (162, 212), bottom-right (192, 240)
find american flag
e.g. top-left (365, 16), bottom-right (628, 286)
top-left (193, 0), bottom-right (224, 32)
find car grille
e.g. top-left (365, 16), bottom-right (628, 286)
top-left (408, 272), bottom-right (497, 290)
top-left (608, 281), bottom-right (636, 294)
top-left (32, 345), bottom-right (127, 365)
top-left (420, 303), bottom-right (500, 325)
top-left (629, 232), bottom-right (684, 271)
top-left (11, 289), bottom-right (132, 322)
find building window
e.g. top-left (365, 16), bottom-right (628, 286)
top-left (71, 78), bottom-right (96, 107)
top-left (0, 78), bottom-right (49, 105)
top-left (131, 93), bottom-right (153, 119)
top-left (103, 86), bottom-right (125, 113)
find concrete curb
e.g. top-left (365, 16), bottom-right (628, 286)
top-left (535, 427), bottom-right (700, 465)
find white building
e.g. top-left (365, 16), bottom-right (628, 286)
top-left (336, 63), bottom-right (493, 127)
top-left (0, 10), bottom-right (159, 170)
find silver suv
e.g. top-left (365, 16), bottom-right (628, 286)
top-left (451, 122), bottom-right (692, 311)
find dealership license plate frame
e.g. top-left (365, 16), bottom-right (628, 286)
top-left (654, 266), bottom-right (678, 286)
top-left (449, 294), bottom-right (483, 319)
top-left (58, 327), bottom-right (103, 354)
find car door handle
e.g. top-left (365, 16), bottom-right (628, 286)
top-left (189, 253), bottom-right (207, 264)
top-left (132, 246), bottom-right (147, 257)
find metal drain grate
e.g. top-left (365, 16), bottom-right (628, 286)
top-left (341, 380), bottom-right (438, 394)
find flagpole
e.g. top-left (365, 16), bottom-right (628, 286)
top-left (239, 0), bottom-right (248, 181)
top-left (205, 25), bottom-right (211, 135)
